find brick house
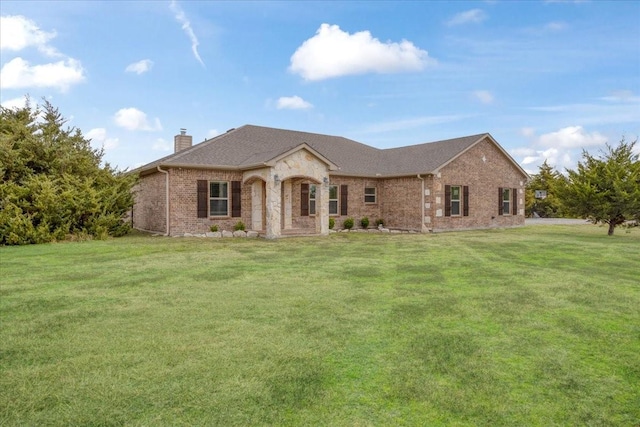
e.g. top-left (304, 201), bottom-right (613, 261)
top-left (132, 125), bottom-right (528, 238)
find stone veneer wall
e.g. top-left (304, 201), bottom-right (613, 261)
top-left (429, 137), bottom-right (526, 231)
top-left (132, 171), bottom-right (167, 233)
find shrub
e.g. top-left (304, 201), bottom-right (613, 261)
top-left (209, 224), bottom-right (219, 232)
top-left (343, 218), bottom-right (354, 230)
top-left (360, 217), bottom-right (369, 229)
top-left (375, 218), bottom-right (385, 227)
top-left (329, 218), bottom-right (335, 229)
top-left (233, 221), bottom-right (246, 231)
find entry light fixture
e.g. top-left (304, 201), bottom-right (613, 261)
top-left (323, 176), bottom-right (329, 185)
top-left (274, 174), bottom-right (280, 184)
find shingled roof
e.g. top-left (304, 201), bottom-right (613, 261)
top-left (136, 124), bottom-right (524, 178)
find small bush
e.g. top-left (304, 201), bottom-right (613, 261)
top-left (329, 218), bottom-right (335, 229)
top-left (375, 218), bottom-right (385, 227)
top-left (360, 217), bottom-right (369, 229)
top-left (233, 221), bottom-right (246, 231)
top-left (343, 218), bottom-right (354, 230)
top-left (209, 224), bottom-right (219, 232)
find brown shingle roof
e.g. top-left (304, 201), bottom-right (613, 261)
top-left (136, 125), bottom-right (521, 177)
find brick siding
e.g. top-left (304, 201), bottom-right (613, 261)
top-left (430, 138), bottom-right (526, 231)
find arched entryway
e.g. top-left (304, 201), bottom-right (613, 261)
top-left (242, 145), bottom-right (336, 238)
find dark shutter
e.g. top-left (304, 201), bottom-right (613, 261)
top-left (498, 187), bottom-right (504, 215)
top-left (512, 187), bottom-right (518, 215)
top-left (463, 185), bottom-right (469, 217)
top-left (301, 184), bottom-right (309, 216)
top-left (444, 185), bottom-right (451, 217)
top-left (231, 181), bottom-right (242, 217)
top-left (197, 180), bottom-right (208, 218)
top-left (340, 185), bottom-right (348, 216)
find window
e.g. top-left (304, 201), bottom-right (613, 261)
top-left (450, 185), bottom-right (461, 216)
top-left (445, 185), bottom-right (469, 217)
top-left (309, 184), bottom-right (316, 215)
top-left (364, 187), bottom-right (376, 204)
top-left (502, 187), bottom-right (511, 215)
top-left (329, 185), bottom-right (338, 215)
top-left (210, 181), bottom-right (229, 216)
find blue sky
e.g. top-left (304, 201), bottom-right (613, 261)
top-left (1, 1), bottom-right (639, 173)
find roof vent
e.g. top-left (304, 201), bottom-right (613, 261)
top-left (226, 128), bottom-right (235, 133)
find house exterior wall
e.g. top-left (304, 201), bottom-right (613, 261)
top-left (289, 176), bottom-right (383, 230)
top-left (132, 171), bottom-right (167, 233)
top-left (168, 168), bottom-right (250, 235)
top-left (429, 137), bottom-right (526, 231)
top-left (380, 176), bottom-right (424, 231)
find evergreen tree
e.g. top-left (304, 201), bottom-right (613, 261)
top-left (562, 137), bottom-right (640, 235)
top-left (525, 160), bottom-right (568, 218)
top-left (0, 100), bottom-right (137, 244)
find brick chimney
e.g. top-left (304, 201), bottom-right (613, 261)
top-left (174, 128), bottom-right (192, 153)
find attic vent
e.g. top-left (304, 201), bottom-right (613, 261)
top-left (226, 128), bottom-right (235, 133)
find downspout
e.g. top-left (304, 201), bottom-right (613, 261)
top-left (417, 174), bottom-right (426, 232)
top-left (157, 166), bottom-right (170, 236)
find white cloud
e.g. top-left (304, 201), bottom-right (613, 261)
top-left (520, 127), bottom-right (536, 137)
top-left (516, 126), bottom-right (614, 173)
top-left (446, 9), bottom-right (487, 26)
top-left (125, 59), bottom-right (153, 75)
top-left (600, 90), bottom-right (638, 103)
top-left (0, 57), bottom-right (85, 92)
top-left (0, 15), bottom-right (58, 55)
top-left (472, 90), bottom-right (494, 104)
top-left (1, 96), bottom-right (28, 110)
top-left (544, 21), bottom-right (567, 32)
top-left (207, 129), bottom-right (220, 138)
top-left (152, 138), bottom-right (172, 151)
top-left (169, 1), bottom-right (205, 66)
top-left (361, 115), bottom-right (467, 134)
top-left (537, 126), bottom-right (607, 149)
top-left (114, 108), bottom-right (162, 131)
top-left (277, 96), bottom-right (313, 110)
top-left (86, 128), bottom-right (119, 150)
top-left (511, 147), bottom-right (536, 157)
top-left (289, 23), bottom-right (432, 81)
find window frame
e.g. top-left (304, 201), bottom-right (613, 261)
top-left (364, 187), bottom-right (377, 204)
top-left (450, 185), bottom-right (461, 216)
top-left (329, 185), bottom-right (339, 215)
top-left (309, 184), bottom-right (317, 215)
top-left (209, 181), bottom-right (229, 217)
top-left (502, 188), bottom-right (511, 216)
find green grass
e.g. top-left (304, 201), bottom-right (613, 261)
top-left (1, 225), bottom-right (639, 426)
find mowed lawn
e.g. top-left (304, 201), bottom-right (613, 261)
top-left (1, 225), bottom-right (639, 426)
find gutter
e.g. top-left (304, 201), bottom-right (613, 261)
top-left (157, 166), bottom-right (170, 236)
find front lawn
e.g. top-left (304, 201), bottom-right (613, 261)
top-left (1, 225), bottom-right (639, 425)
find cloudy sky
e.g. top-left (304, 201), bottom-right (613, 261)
top-left (1, 1), bottom-right (639, 173)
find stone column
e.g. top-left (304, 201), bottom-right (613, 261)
top-left (317, 179), bottom-right (330, 235)
top-left (265, 175), bottom-right (281, 239)
top-left (283, 179), bottom-right (292, 230)
top-left (251, 181), bottom-right (263, 231)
